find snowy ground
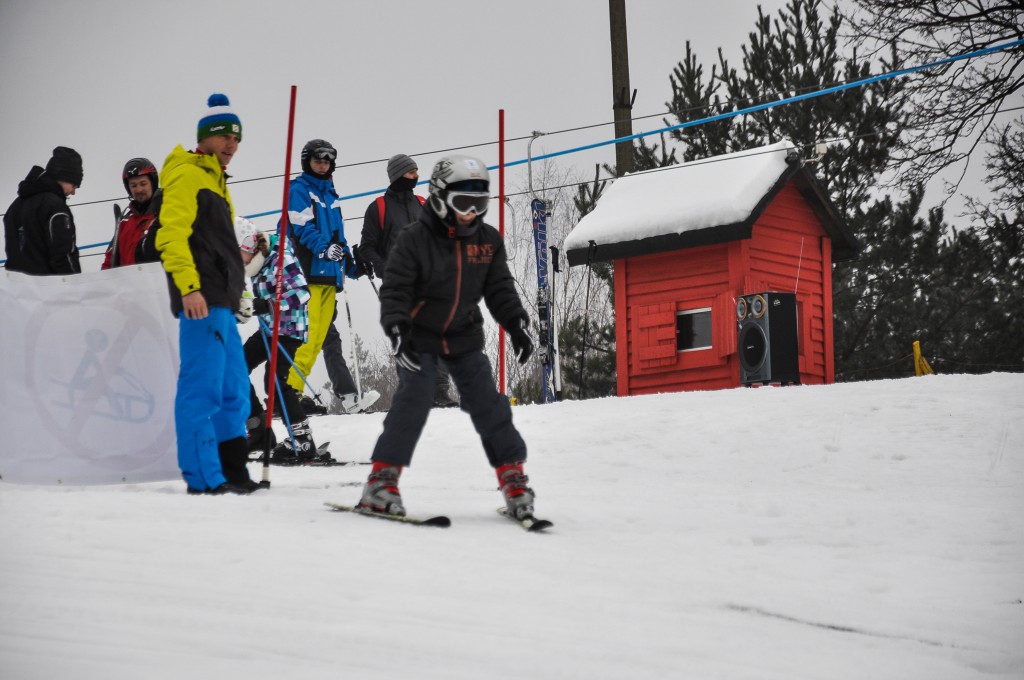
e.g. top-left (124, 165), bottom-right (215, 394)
top-left (1, 372), bottom-right (1022, 680)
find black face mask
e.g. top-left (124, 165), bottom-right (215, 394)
top-left (390, 176), bottom-right (417, 192)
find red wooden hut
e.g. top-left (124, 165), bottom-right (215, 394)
top-left (563, 141), bottom-right (858, 395)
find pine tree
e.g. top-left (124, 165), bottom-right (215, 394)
top-left (659, 0), bottom-right (908, 216)
top-left (640, 0), bottom-right (961, 381)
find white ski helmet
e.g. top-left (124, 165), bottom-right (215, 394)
top-left (234, 216), bottom-right (258, 253)
top-left (427, 154), bottom-right (490, 221)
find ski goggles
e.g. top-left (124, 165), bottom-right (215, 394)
top-left (446, 191), bottom-right (490, 216)
top-left (310, 147), bottom-right (337, 161)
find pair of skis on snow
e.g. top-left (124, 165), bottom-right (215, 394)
top-left (324, 503), bottom-right (554, 532)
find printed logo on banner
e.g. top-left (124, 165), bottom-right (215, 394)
top-left (51, 328), bottom-right (156, 423)
top-left (24, 298), bottom-right (177, 471)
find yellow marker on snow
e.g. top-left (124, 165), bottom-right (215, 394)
top-left (913, 340), bottom-right (935, 376)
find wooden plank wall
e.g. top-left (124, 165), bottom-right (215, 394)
top-left (619, 244), bottom-right (736, 395)
top-left (746, 182), bottom-right (829, 384)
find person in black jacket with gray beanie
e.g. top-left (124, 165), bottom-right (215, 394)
top-left (359, 153), bottom-right (457, 408)
top-left (359, 153), bottom-right (424, 277)
top-left (3, 146), bottom-right (83, 275)
top-left (355, 154), bottom-right (540, 522)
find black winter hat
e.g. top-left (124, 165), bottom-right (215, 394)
top-left (45, 146), bottom-right (84, 187)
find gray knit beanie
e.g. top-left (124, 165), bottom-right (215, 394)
top-left (386, 154), bottom-right (417, 184)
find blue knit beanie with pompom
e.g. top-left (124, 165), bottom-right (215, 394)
top-left (197, 93), bottom-right (242, 142)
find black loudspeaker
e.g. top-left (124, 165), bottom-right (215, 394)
top-left (736, 292), bottom-right (800, 386)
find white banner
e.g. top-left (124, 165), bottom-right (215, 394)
top-left (0, 263), bottom-right (181, 484)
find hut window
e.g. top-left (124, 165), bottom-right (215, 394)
top-left (676, 307), bottom-right (712, 352)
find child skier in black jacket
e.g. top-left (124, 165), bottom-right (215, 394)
top-left (357, 154), bottom-right (538, 521)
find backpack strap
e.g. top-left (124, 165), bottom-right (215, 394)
top-left (377, 194), bottom-right (426, 230)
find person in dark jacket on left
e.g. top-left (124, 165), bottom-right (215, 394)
top-left (3, 146), bottom-right (83, 275)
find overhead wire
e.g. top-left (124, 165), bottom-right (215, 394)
top-left (6, 38), bottom-right (1022, 256)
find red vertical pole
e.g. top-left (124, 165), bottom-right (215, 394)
top-left (261, 85), bottom-right (298, 486)
top-left (498, 109), bottom-right (507, 395)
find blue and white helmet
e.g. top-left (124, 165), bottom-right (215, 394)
top-left (428, 154), bottom-right (490, 220)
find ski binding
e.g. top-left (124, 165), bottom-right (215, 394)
top-left (497, 507), bottom-right (554, 532)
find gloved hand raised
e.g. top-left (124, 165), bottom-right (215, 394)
top-left (508, 317), bottom-right (534, 365)
top-left (388, 323), bottom-right (421, 373)
top-left (235, 291), bottom-right (254, 323)
top-left (323, 243), bottom-right (345, 261)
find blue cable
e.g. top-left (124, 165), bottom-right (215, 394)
top-left (9, 38), bottom-right (1022, 258)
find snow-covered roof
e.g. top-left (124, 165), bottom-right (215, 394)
top-left (563, 140), bottom-right (854, 265)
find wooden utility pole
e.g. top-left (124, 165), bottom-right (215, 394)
top-left (608, 0), bottom-right (635, 176)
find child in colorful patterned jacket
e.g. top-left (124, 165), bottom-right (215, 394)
top-left (236, 218), bottom-right (326, 462)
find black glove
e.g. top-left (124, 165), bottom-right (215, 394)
top-left (255, 233), bottom-right (270, 257)
top-left (324, 243), bottom-right (345, 261)
top-left (252, 297), bottom-right (271, 315)
top-left (509, 317), bottom-right (534, 365)
top-left (352, 244), bottom-right (374, 279)
top-left (388, 323), bottom-right (421, 373)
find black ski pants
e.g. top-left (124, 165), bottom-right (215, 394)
top-left (371, 350), bottom-right (526, 468)
top-left (242, 332), bottom-right (306, 426)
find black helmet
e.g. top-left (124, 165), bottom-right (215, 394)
top-left (122, 157), bottom-right (158, 195)
top-left (301, 139), bottom-right (337, 177)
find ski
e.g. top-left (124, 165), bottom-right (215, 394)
top-left (249, 442), bottom-right (370, 467)
top-left (253, 457), bottom-right (368, 467)
top-left (531, 198), bottom-right (561, 403)
top-left (497, 507), bottom-right (554, 532)
top-left (324, 502), bottom-right (451, 527)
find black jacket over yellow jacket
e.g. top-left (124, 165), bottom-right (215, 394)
top-left (156, 145), bottom-right (243, 318)
top-left (380, 207), bottom-right (527, 357)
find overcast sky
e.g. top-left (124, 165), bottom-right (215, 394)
top-left (1, 0), bottom-right (796, 378)
top-left (1, 0), bottom-right (797, 349)
top-left (0, 0), bottom-right (799, 249)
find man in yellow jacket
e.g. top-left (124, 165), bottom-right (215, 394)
top-left (156, 93), bottom-right (256, 495)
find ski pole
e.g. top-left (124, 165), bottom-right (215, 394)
top-left (343, 288), bottom-right (362, 397)
top-left (257, 317), bottom-right (329, 407)
top-left (577, 240), bottom-right (597, 400)
top-left (257, 321), bottom-right (298, 452)
top-left (260, 83), bottom-right (298, 488)
top-left (550, 245), bottom-right (563, 401)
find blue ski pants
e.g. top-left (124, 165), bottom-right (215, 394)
top-left (175, 306), bottom-right (249, 490)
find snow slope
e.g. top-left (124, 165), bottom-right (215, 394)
top-left (1, 373), bottom-right (1022, 680)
